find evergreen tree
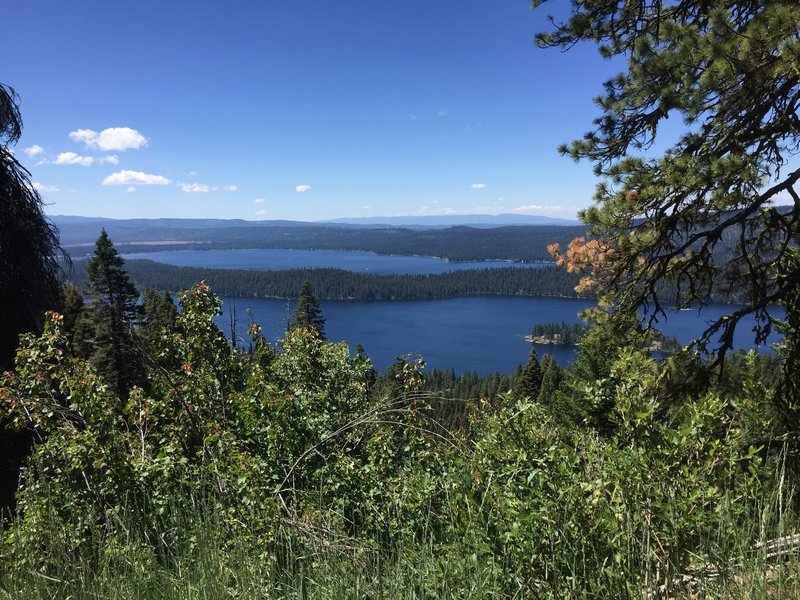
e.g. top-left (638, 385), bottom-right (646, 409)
top-left (290, 280), bottom-right (326, 339)
top-left (0, 84), bottom-right (64, 370)
top-left (139, 288), bottom-right (178, 349)
top-left (535, 2), bottom-right (800, 383)
top-left (77, 230), bottom-right (143, 398)
top-left (537, 354), bottom-right (562, 406)
top-left (519, 346), bottom-right (543, 401)
top-left (0, 83), bottom-right (65, 518)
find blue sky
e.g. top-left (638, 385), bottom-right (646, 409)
top-left (5, 0), bottom-right (618, 221)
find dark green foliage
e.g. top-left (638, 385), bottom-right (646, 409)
top-left (72, 259), bottom-right (589, 301)
top-left (0, 83), bottom-right (64, 518)
top-left (536, 354), bottom-right (562, 405)
top-left (0, 84), bottom-right (64, 370)
top-left (518, 346), bottom-right (542, 400)
top-left (535, 1), bottom-right (800, 362)
top-left (75, 230), bottom-right (144, 398)
top-left (530, 321), bottom-right (588, 345)
top-left (289, 280), bottom-right (325, 338)
top-left (139, 288), bottom-right (178, 351)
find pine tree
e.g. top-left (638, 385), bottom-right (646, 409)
top-left (0, 83), bottom-right (64, 517)
top-left (0, 83), bottom-right (63, 370)
top-left (78, 230), bottom-right (143, 397)
top-left (535, 1), bottom-right (800, 370)
top-left (290, 280), bottom-right (326, 339)
top-left (537, 354), bottom-right (562, 406)
top-left (519, 346), bottom-right (543, 401)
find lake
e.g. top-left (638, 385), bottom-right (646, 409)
top-left (136, 248), bottom-right (772, 374)
top-left (217, 295), bottom-right (771, 375)
top-left (123, 248), bottom-right (549, 275)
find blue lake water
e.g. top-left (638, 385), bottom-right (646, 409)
top-left (138, 249), bottom-right (772, 374)
top-left (217, 296), bottom-right (772, 375)
top-left (124, 248), bottom-right (548, 275)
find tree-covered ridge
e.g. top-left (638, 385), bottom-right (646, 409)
top-left (68, 258), bottom-right (590, 301)
top-left (63, 223), bottom-right (588, 263)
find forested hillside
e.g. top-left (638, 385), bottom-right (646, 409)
top-left (68, 258), bottom-right (587, 300)
top-left (58, 219), bottom-right (587, 263)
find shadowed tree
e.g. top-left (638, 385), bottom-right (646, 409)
top-left (0, 84), bottom-right (64, 370)
top-left (0, 83), bottom-right (65, 518)
top-left (289, 280), bottom-right (326, 339)
top-left (519, 346), bottom-right (543, 400)
top-left (74, 230), bottom-right (143, 398)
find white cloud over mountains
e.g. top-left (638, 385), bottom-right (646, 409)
top-left (69, 127), bottom-right (147, 152)
top-left (102, 170), bottom-right (171, 186)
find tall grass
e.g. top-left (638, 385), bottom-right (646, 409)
top-left (2, 472), bottom-right (799, 599)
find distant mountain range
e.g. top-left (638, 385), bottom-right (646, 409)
top-left (50, 214), bottom-right (586, 263)
top-left (324, 214), bottom-right (580, 227)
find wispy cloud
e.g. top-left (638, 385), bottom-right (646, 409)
top-left (52, 151), bottom-right (119, 166)
top-left (224, 184), bottom-right (238, 191)
top-left (126, 186), bottom-right (136, 192)
top-left (32, 182), bottom-right (59, 193)
top-left (102, 170), bottom-right (171, 186)
top-left (254, 198), bottom-right (265, 203)
top-left (54, 152), bottom-right (94, 166)
top-left (470, 183), bottom-right (486, 190)
top-left (180, 182), bottom-right (211, 193)
top-left (24, 145), bottom-right (44, 157)
top-left (254, 209), bottom-right (268, 216)
top-left (438, 110), bottom-right (449, 117)
top-left (510, 203), bottom-right (569, 215)
top-left (69, 127), bottom-right (147, 151)
top-left (295, 184), bottom-right (311, 193)
top-left (414, 205), bottom-right (458, 216)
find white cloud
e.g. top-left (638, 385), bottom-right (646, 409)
top-left (187, 170), bottom-right (199, 177)
top-left (126, 186), bottom-right (136, 192)
top-left (102, 170), bottom-right (171, 186)
top-left (510, 203), bottom-right (567, 215)
top-left (414, 205), bottom-right (458, 216)
top-left (295, 184), bottom-right (311, 193)
top-left (224, 184), bottom-right (238, 191)
top-left (100, 155), bottom-right (119, 165)
top-left (55, 152), bottom-right (95, 166)
top-left (24, 145), bottom-right (44, 157)
top-left (180, 182), bottom-right (211, 193)
top-left (362, 204), bottom-right (371, 210)
top-left (470, 183), bottom-right (486, 190)
top-left (70, 127), bottom-right (147, 151)
top-left (254, 198), bottom-right (265, 203)
top-left (254, 209), bottom-right (268, 216)
top-left (32, 182), bottom-right (60, 193)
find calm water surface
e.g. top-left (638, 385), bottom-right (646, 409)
top-left (125, 248), bottom-right (549, 275)
top-left (217, 296), bottom-right (770, 375)
top-left (144, 249), bottom-right (770, 374)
